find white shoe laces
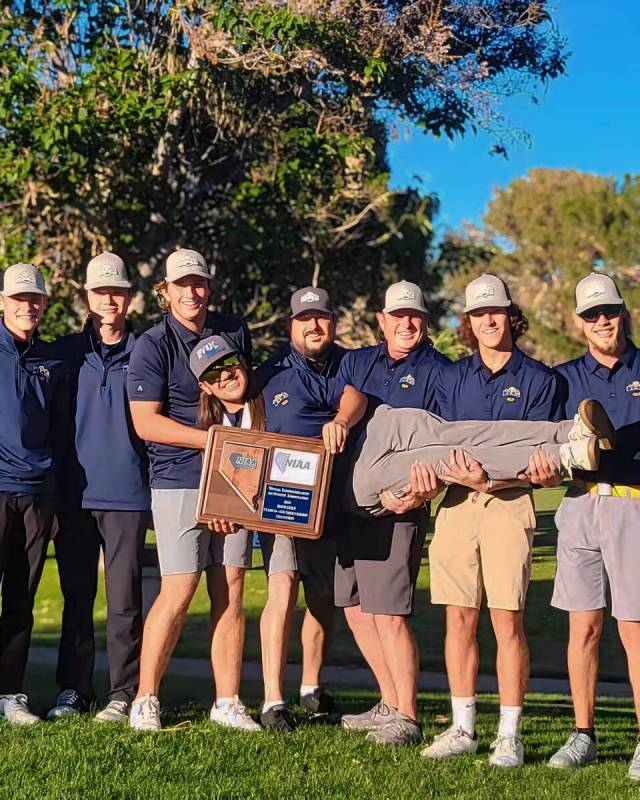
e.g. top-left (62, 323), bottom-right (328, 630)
top-left (138, 694), bottom-right (159, 721)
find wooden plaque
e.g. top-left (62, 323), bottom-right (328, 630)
top-left (196, 426), bottom-right (334, 539)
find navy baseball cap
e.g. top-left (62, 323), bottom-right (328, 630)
top-left (189, 335), bottom-right (241, 380)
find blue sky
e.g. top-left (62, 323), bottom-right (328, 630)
top-left (388, 0), bottom-right (640, 235)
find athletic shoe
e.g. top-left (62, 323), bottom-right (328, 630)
top-left (210, 700), bottom-right (261, 732)
top-left (628, 742), bottom-right (640, 780)
top-left (260, 704), bottom-right (298, 732)
top-left (559, 436), bottom-right (600, 475)
top-left (0, 694), bottom-right (41, 725)
top-left (569, 399), bottom-right (616, 450)
top-left (300, 688), bottom-right (334, 714)
top-left (548, 731), bottom-right (598, 768)
top-left (489, 735), bottom-right (524, 768)
top-left (94, 700), bottom-right (130, 723)
top-left (129, 694), bottom-right (161, 732)
top-left (47, 689), bottom-right (90, 720)
top-left (365, 713), bottom-right (423, 746)
top-left (341, 701), bottom-right (399, 732)
top-left (421, 724), bottom-right (478, 759)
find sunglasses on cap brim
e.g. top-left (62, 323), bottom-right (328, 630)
top-left (199, 356), bottom-right (241, 382)
top-left (578, 305), bottom-right (622, 323)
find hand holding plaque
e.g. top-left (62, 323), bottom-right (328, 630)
top-left (196, 427), bottom-right (334, 539)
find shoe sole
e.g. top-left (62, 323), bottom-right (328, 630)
top-left (578, 399), bottom-right (615, 450)
top-left (547, 758), bottom-right (598, 769)
top-left (587, 435), bottom-right (600, 470)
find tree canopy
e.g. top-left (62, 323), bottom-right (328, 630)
top-left (442, 168), bottom-right (640, 364)
top-left (1, 1), bottom-right (567, 343)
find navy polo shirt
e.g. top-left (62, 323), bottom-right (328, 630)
top-left (59, 323), bottom-right (150, 511)
top-left (127, 312), bottom-right (251, 489)
top-left (258, 344), bottom-right (348, 438)
top-left (330, 340), bottom-right (450, 412)
top-left (556, 343), bottom-right (640, 483)
top-left (436, 347), bottom-right (561, 423)
top-left (0, 319), bottom-right (69, 495)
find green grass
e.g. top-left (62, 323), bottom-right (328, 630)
top-left (31, 485), bottom-right (629, 680)
top-left (2, 670), bottom-right (640, 800)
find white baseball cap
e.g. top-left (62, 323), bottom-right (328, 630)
top-left (463, 274), bottom-right (512, 313)
top-left (85, 252), bottom-right (131, 290)
top-left (382, 280), bottom-right (428, 314)
top-left (575, 273), bottom-right (624, 315)
top-left (1, 263), bottom-right (47, 297)
top-left (165, 249), bottom-right (210, 283)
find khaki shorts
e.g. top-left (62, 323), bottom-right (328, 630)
top-left (429, 485), bottom-right (535, 611)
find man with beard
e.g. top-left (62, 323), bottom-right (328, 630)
top-left (546, 274), bottom-right (640, 780)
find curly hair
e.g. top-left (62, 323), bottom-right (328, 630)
top-left (154, 279), bottom-right (170, 313)
top-left (457, 304), bottom-right (529, 350)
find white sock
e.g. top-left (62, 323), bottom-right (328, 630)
top-left (262, 699), bottom-right (284, 713)
top-left (299, 684), bottom-right (320, 700)
top-left (451, 696), bottom-right (476, 736)
top-left (215, 696), bottom-right (239, 708)
top-left (498, 705), bottom-right (523, 738)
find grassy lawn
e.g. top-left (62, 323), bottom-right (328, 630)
top-left (2, 667), bottom-right (640, 800)
top-left (31, 484), bottom-right (629, 680)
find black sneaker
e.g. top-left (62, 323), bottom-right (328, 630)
top-left (300, 689), bottom-right (334, 715)
top-left (47, 689), bottom-right (91, 720)
top-left (260, 704), bottom-right (298, 732)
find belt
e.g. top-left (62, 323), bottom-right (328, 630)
top-left (583, 482), bottom-right (640, 498)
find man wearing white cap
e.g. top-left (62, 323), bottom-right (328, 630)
top-left (0, 264), bottom-right (68, 725)
top-left (46, 252), bottom-right (151, 723)
top-left (421, 274), bottom-right (562, 767)
top-left (126, 248), bottom-right (251, 731)
top-left (546, 274), bottom-right (640, 779)
top-left (333, 280), bottom-right (450, 745)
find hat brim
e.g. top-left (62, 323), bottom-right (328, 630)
top-left (165, 268), bottom-right (210, 283)
top-left (383, 303), bottom-right (429, 315)
top-left (2, 287), bottom-right (47, 297)
top-left (84, 279), bottom-right (132, 290)
top-left (290, 307), bottom-right (334, 319)
top-left (463, 298), bottom-right (511, 313)
top-left (576, 297), bottom-right (624, 315)
top-left (193, 350), bottom-right (243, 380)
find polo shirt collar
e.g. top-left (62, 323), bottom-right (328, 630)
top-left (584, 342), bottom-right (637, 373)
top-left (379, 339), bottom-right (432, 365)
top-left (471, 347), bottom-right (524, 377)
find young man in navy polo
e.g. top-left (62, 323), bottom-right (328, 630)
top-left (0, 264), bottom-right (68, 725)
top-left (422, 275), bottom-right (561, 767)
top-left (334, 280), bottom-right (450, 746)
top-left (544, 274), bottom-right (640, 779)
top-left (46, 252), bottom-right (151, 723)
top-left (256, 287), bottom-right (351, 724)
top-left (126, 248), bottom-right (250, 731)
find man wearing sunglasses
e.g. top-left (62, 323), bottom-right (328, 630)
top-left (544, 274), bottom-right (640, 778)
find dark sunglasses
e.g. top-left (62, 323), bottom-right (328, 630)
top-left (200, 356), bottom-right (241, 383)
top-left (578, 305), bottom-right (621, 323)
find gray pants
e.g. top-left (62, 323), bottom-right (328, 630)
top-left (352, 405), bottom-right (572, 514)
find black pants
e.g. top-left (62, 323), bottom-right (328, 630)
top-left (0, 493), bottom-right (55, 694)
top-left (54, 509), bottom-right (148, 702)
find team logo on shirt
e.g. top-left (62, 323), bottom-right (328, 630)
top-left (272, 392), bottom-right (289, 406)
top-left (36, 365), bottom-right (50, 379)
top-left (398, 373), bottom-right (415, 389)
top-left (195, 341), bottom-right (221, 360)
top-left (626, 380), bottom-right (640, 397)
top-left (136, 384), bottom-right (144, 392)
top-left (300, 291), bottom-right (320, 303)
top-left (502, 386), bottom-right (521, 402)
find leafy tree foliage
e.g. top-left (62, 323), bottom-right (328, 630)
top-left (443, 169), bottom-right (640, 364)
top-left (1, 1), bottom-right (566, 341)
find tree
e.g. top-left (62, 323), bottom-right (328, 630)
top-left (442, 169), bottom-right (640, 364)
top-left (1, 1), bottom-right (567, 342)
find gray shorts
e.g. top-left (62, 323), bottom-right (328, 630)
top-left (216, 530), bottom-right (297, 576)
top-left (552, 490), bottom-right (640, 621)
top-left (152, 488), bottom-right (212, 576)
top-left (334, 510), bottom-right (427, 616)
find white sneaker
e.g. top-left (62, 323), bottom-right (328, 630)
top-left (629, 742), bottom-right (640, 780)
top-left (421, 724), bottom-right (478, 759)
top-left (95, 699), bottom-right (130, 723)
top-left (559, 436), bottom-right (600, 475)
top-left (0, 694), bottom-right (41, 726)
top-left (129, 694), bottom-right (161, 731)
top-left (489, 735), bottom-right (524, 768)
top-left (548, 731), bottom-right (598, 768)
top-left (209, 700), bottom-right (261, 732)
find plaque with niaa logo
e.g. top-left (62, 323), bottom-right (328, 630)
top-left (196, 427), bottom-right (334, 539)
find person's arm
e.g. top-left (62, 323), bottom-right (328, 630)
top-left (322, 384), bottom-right (367, 454)
top-left (129, 400), bottom-right (208, 450)
top-left (379, 461), bottom-right (444, 514)
top-left (440, 448), bottom-right (526, 493)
